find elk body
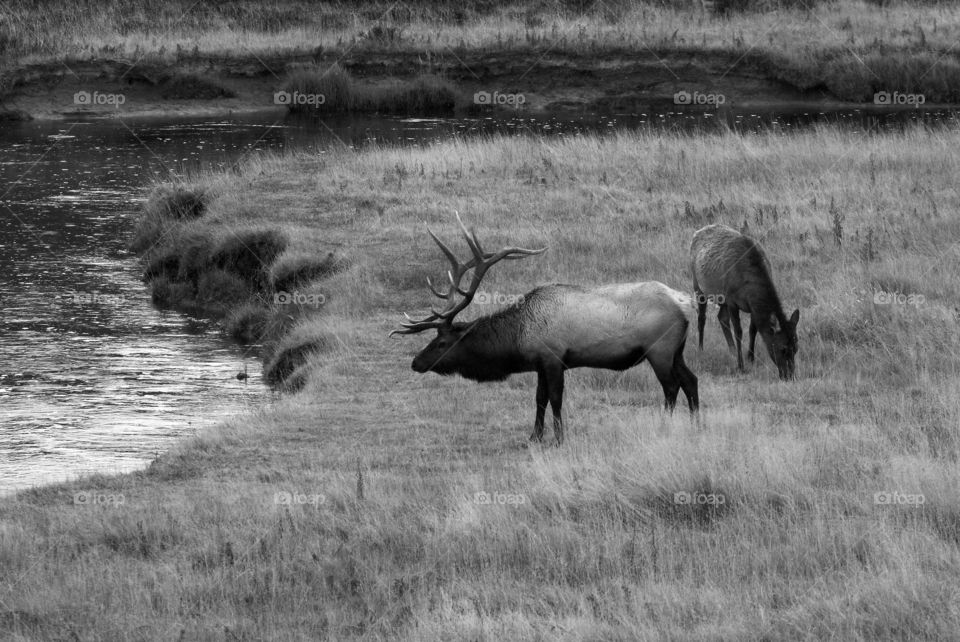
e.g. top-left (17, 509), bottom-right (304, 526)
top-left (690, 224), bottom-right (799, 380)
top-left (392, 215), bottom-right (698, 445)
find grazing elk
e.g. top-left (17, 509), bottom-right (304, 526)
top-left (391, 214), bottom-right (698, 445)
top-left (690, 224), bottom-right (799, 380)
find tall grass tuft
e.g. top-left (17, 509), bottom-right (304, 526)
top-left (128, 184), bottom-right (207, 253)
top-left (824, 53), bottom-right (960, 103)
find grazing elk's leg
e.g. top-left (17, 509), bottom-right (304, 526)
top-left (728, 306), bottom-right (745, 372)
top-left (545, 365), bottom-right (565, 445)
top-left (747, 318), bottom-right (758, 363)
top-left (531, 369), bottom-right (548, 442)
top-left (672, 345), bottom-right (699, 413)
top-left (717, 304), bottom-right (736, 355)
top-left (651, 358), bottom-right (681, 412)
top-left (695, 289), bottom-right (707, 350)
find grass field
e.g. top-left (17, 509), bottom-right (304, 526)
top-left (1, 123), bottom-right (959, 639)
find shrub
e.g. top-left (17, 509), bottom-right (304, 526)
top-left (129, 185), bottom-right (207, 253)
top-left (148, 275), bottom-right (195, 308)
top-left (196, 268), bottom-right (252, 311)
top-left (210, 229), bottom-right (288, 287)
top-left (224, 303), bottom-right (290, 344)
top-left (142, 249), bottom-right (180, 282)
top-left (263, 330), bottom-right (330, 387)
top-left (269, 251), bottom-right (348, 291)
top-left (281, 63), bottom-right (353, 113)
top-left (279, 64), bottom-right (459, 114)
top-left (824, 53), bottom-right (960, 103)
top-left (365, 75), bottom-right (458, 114)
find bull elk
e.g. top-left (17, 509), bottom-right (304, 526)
top-left (690, 223), bottom-right (799, 380)
top-left (391, 215), bottom-right (699, 444)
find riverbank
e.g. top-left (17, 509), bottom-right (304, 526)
top-left (4, 0), bottom-right (960, 119)
top-left (0, 49), bottom-right (824, 121)
top-left (2, 125), bottom-right (959, 639)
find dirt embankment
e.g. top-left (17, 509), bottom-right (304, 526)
top-left (0, 48), bottom-right (830, 121)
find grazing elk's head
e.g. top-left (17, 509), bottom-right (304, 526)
top-left (765, 308), bottom-right (800, 380)
top-left (390, 213), bottom-right (546, 376)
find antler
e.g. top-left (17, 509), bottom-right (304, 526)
top-left (390, 212), bottom-right (547, 335)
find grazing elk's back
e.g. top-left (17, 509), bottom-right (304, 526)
top-left (516, 283), bottom-right (694, 369)
top-left (690, 224), bottom-right (799, 379)
top-left (691, 225), bottom-right (775, 303)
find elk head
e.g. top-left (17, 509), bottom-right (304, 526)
top-left (765, 308), bottom-right (800, 380)
top-left (390, 213), bottom-right (547, 376)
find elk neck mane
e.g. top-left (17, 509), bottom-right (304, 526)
top-left (448, 287), bottom-right (558, 381)
top-left (740, 238), bottom-right (790, 332)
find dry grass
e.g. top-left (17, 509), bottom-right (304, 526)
top-left (3, 126), bottom-right (960, 638)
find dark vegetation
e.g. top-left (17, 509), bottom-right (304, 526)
top-left (130, 185), bottom-right (343, 388)
top-left (160, 72), bottom-right (236, 100)
top-left (279, 64), bottom-right (459, 115)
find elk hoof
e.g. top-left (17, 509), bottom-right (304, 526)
top-left (529, 431), bottom-right (544, 442)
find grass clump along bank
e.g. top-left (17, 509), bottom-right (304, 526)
top-left (278, 64), bottom-right (460, 115)
top-left (130, 182), bottom-right (345, 386)
top-left (4, 125), bottom-right (960, 638)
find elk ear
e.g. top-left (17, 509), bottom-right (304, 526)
top-left (769, 312), bottom-right (781, 333)
top-left (789, 309), bottom-right (800, 327)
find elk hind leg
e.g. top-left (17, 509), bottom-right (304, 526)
top-left (672, 342), bottom-right (699, 413)
top-left (651, 357), bottom-right (681, 412)
top-left (531, 370), bottom-right (548, 442)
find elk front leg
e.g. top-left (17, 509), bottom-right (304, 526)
top-left (717, 304), bottom-right (737, 357)
top-left (547, 366), bottom-right (565, 445)
top-left (694, 285), bottom-right (707, 349)
top-left (747, 318), bottom-right (758, 363)
top-left (697, 292), bottom-right (707, 350)
top-left (728, 306), bottom-right (744, 372)
top-left (531, 370), bottom-right (548, 442)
